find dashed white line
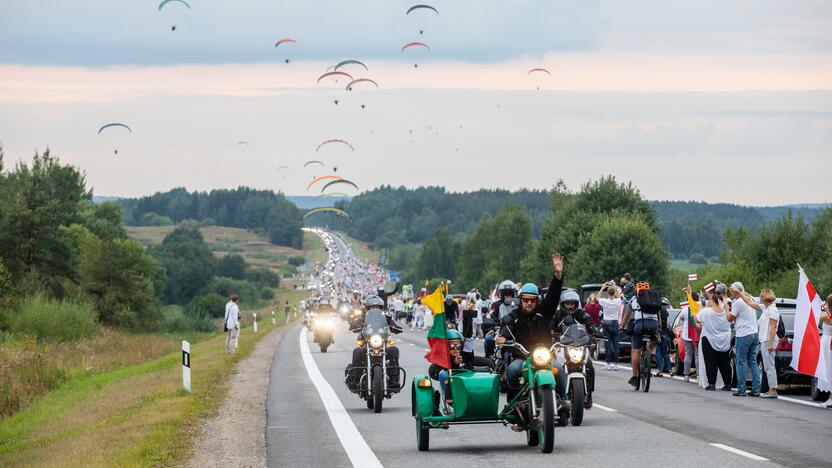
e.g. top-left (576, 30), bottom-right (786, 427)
top-left (709, 443), bottom-right (769, 461)
top-left (593, 403), bottom-right (618, 412)
top-left (299, 328), bottom-right (383, 468)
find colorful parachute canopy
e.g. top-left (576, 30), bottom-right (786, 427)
top-left (346, 78), bottom-right (379, 91)
top-left (98, 123), bottom-right (132, 134)
top-left (401, 41), bottom-right (430, 53)
top-left (158, 0), bottom-right (190, 10)
top-left (302, 207), bottom-right (350, 220)
top-left (274, 38), bottom-right (297, 47)
top-left (304, 160), bottom-right (324, 168)
top-left (406, 4), bottom-right (439, 15)
top-left (237, 141), bottom-right (249, 146)
top-left (321, 179), bottom-right (358, 193)
top-left (334, 60), bottom-right (368, 72)
top-left (317, 71), bottom-right (353, 84)
top-left (527, 68), bottom-right (551, 76)
top-left (318, 192), bottom-right (350, 198)
top-left (315, 139), bottom-right (354, 152)
top-left (277, 165), bottom-right (290, 171)
top-left (307, 175), bottom-right (343, 191)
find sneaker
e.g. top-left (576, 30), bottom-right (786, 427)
top-left (733, 391), bottom-right (747, 397)
top-left (628, 376), bottom-right (638, 387)
top-left (613, 364), bottom-right (619, 371)
top-left (760, 392), bottom-right (778, 399)
top-left (747, 391), bottom-right (761, 397)
top-left (605, 364), bottom-right (612, 371)
top-left (705, 385), bottom-right (716, 391)
top-left (683, 376), bottom-right (690, 383)
top-left (720, 385), bottom-right (732, 391)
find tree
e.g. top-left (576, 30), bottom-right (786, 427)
top-left (415, 228), bottom-right (457, 281)
top-left (217, 254), bottom-right (246, 279)
top-left (73, 225), bottom-right (161, 328)
top-left (152, 227), bottom-right (216, 304)
top-left (570, 213), bottom-right (670, 292)
top-left (0, 149), bottom-right (89, 295)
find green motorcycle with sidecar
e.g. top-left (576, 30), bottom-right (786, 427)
top-left (411, 341), bottom-right (562, 453)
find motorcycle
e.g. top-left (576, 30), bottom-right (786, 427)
top-left (553, 320), bottom-right (592, 426)
top-left (312, 314), bottom-right (336, 353)
top-left (412, 340), bottom-right (562, 453)
top-left (348, 308), bottom-right (364, 330)
top-left (344, 309), bottom-right (404, 413)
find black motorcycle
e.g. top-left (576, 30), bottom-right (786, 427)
top-left (344, 310), bottom-right (405, 413)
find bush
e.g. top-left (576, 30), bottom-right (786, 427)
top-left (217, 254), bottom-right (246, 279)
top-left (159, 306), bottom-right (216, 333)
top-left (141, 212), bottom-right (173, 226)
top-left (260, 288), bottom-right (275, 301)
top-left (186, 293), bottom-right (227, 318)
top-left (198, 217), bottom-right (216, 227)
top-left (245, 268), bottom-right (280, 288)
top-left (0, 338), bottom-right (67, 417)
top-left (689, 253), bottom-right (708, 264)
top-left (204, 276), bottom-right (262, 308)
top-left (288, 255), bottom-right (306, 267)
top-left (12, 294), bottom-right (97, 341)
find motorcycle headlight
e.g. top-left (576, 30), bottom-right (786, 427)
top-left (319, 319), bottom-right (334, 329)
top-left (531, 347), bottom-right (553, 368)
top-left (369, 334), bottom-right (384, 349)
top-left (352, 310), bottom-right (361, 317)
top-left (567, 346), bottom-right (584, 364)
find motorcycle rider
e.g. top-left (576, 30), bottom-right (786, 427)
top-left (552, 289), bottom-right (595, 409)
top-left (428, 329), bottom-right (469, 408)
top-left (484, 280), bottom-right (518, 358)
top-left (350, 290), bottom-right (362, 310)
top-left (346, 295), bottom-right (403, 388)
top-left (495, 254), bottom-right (565, 400)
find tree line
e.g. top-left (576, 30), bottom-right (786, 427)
top-left (0, 149), bottom-right (283, 340)
top-left (119, 186), bottom-right (303, 248)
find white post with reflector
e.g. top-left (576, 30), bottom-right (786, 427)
top-left (182, 340), bottom-right (191, 393)
top-left (272, 310), bottom-right (276, 325)
top-left (253, 313), bottom-right (258, 333)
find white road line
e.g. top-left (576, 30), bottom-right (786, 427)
top-left (408, 343), bottom-right (415, 346)
top-left (709, 443), bottom-right (769, 461)
top-left (299, 328), bottom-right (383, 468)
top-left (777, 395), bottom-right (832, 409)
top-left (593, 403), bottom-right (618, 412)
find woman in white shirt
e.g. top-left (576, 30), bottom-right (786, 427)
top-left (737, 288), bottom-right (780, 398)
top-left (696, 295), bottom-right (732, 391)
top-left (818, 295), bottom-right (832, 393)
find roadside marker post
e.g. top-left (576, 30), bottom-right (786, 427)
top-left (253, 313), bottom-right (258, 333)
top-left (182, 340), bottom-right (191, 393)
top-left (272, 310), bottom-right (276, 325)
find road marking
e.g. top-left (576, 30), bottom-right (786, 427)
top-left (408, 343), bottom-right (415, 346)
top-left (299, 328), bottom-right (383, 468)
top-left (593, 403), bottom-right (617, 412)
top-left (709, 443), bottom-right (769, 461)
top-left (777, 395), bottom-right (832, 409)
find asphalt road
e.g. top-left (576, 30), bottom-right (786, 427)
top-left (265, 321), bottom-right (832, 468)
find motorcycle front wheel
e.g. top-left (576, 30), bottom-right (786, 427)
top-left (570, 379), bottom-right (585, 426)
top-left (373, 369), bottom-right (384, 413)
top-left (538, 384), bottom-right (555, 453)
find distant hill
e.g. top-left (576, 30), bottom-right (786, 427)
top-left (92, 195), bottom-right (124, 204)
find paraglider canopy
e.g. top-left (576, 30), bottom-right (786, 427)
top-left (97, 123), bottom-right (132, 134)
top-left (302, 207), bottom-right (351, 221)
top-left (274, 38), bottom-right (297, 47)
top-left (334, 60), bottom-right (368, 72)
top-left (321, 178), bottom-right (359, 193)
top-left (304, 160), bottom-right (325, 168)
top-left (307, 175), bottom-right (343, 191)
top-left (406, 4), bottom-right (439, 15)
top-left (315, 139), bottom-right (354, 152)
top-left (527, 68), bottom-right (551, 75)
top-left (346, 78), bottom-right (379, 91)
top-left (317, 71), bottom-right (353, 84)
top-left (401, 41), bottom-right (430, 53)
top-left (158, 0), bottom-right (190, 10)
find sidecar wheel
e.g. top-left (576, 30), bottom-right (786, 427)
top-left (539, 385), bottom-right (556, 453)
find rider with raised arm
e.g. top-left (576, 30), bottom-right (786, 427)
top-left (495, 254), bottom-right (565, 400)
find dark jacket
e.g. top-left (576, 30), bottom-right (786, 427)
top-left (444, 300), bottom-right (459, 326)
top-left (552, 306), bottom-right (594, 332)
top-left (498, 275), bottom-right (563, 359)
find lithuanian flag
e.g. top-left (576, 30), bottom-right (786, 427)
top-left (686, 291), bottom-right (701, 343)
top-left (423, 285), bottom-right (450, 369)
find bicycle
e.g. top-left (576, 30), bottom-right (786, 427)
top-left (636, 335), bottom-right (651, 392)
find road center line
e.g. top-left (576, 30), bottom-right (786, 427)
top-left (709, 443), bottom-right (769, 461)
top-left (299, 328), bottom-right (383, 468)
top-left (593, 403), bottom-right (618, 412)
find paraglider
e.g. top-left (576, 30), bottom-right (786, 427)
top-left (321, 178), bottom-right (359, 193)
top-left (527, 68), bottom-right (551, 76)
top-left (304, 160), bottom-right (324, 168)
top-left (275, 38), bottom-right (297, 63)
top-left (346, 78), bottom-right (379, 91)
top-left (307, 175), bottom-right (343, 191)
top-left (315, 139), bottom-right (354, 152)
top-left (277, 165), bottom-right (290, 171)
top-left (317, 71), bottom-right (353, 84)
top-left (302, 207), bottom-right (350, 221)
top-left (237, 141), bottom-right (249, 146)
top-left (334, 60), bottom-right (368, 72)
top-left (158, 0), bottom-right (190, 31)
top-left (406, 5), bottom-right (439, 35)
top-left (97, 123), bottom-right (132, 134)
top-left (318, 192), bottom-right (350, 198)
top-left (401, 42), bottom-right (430, 68)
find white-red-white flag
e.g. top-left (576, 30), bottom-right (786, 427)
top-left (790, 268), bottom-right (827, 383)
top-left (688, 273), bottom-right (698, 282)
top-left (679, 301), bottom-right (689, 308)
top-left (703, 282), bottom-right (715, 292)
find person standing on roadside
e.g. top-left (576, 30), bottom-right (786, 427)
top-left (735, 288), bottom-right (780, 398)
top-left (696, 290), bottom-right (732, 390)
top-left (598, 281), bottom-right (623, 370)
top-left (584, 294), bottom-right (602, 327)
top-left (727, 282), bottom-right (761, 396)
top-left (817, 295), bottom-right (832, 395)
top-left (620, 273), bottom-right (635, 300)
top-left (679, 287), bottom-right (702, 383)
top-left (224, 293), bottom-right (240, 354)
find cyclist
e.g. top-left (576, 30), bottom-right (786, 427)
top-left (620, 281), bottom-right (663, 388)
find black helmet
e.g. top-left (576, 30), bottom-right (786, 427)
top-left (365, 295), bottom-right (384, 310)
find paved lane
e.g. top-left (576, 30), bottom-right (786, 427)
top-left (266, 322), bottom-right (832, 467)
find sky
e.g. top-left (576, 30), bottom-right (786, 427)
top-left (1, 0), bottom-right (830, 205)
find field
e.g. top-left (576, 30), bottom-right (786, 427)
top-left (0, 226), bottom-right (313, 466)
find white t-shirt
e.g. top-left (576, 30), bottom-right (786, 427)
top-left (758, 303), bottom-right (779, 343)
top-left (730, 298), bottom-right (758, 338)
top-left (696, 307), bottom-right (731, 352)
top-left (598, 297), bottom-right (623, 321)
top-left (224, 301), bottom-right (239, 330)
top-left (680, 307), bottom-right (692, 341)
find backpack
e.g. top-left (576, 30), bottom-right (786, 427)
top-left (776, 316), bottom-right (786, 339)
top-left (636, 289), bottom-right (662, 315)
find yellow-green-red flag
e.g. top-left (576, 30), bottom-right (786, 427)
top-left (686, 291), bottom-right (701, 342)
top-left (423, 285), bottom-right (450, 369)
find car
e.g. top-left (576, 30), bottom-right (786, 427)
top-left (578, 283), bottom-right (604, 306)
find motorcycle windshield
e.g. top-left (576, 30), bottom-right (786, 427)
top-left (362, 310), bottom-right (389, 338)
top-left (560, 323), bottom-right (590, 346)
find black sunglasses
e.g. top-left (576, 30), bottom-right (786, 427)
top-left (449, 343), bottom-right (462, 350)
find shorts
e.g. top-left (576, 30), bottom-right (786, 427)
top-left (631, 319), bottom-right (659, 347)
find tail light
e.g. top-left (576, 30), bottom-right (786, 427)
top-left (777, 337), bottom-right (792, 352)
